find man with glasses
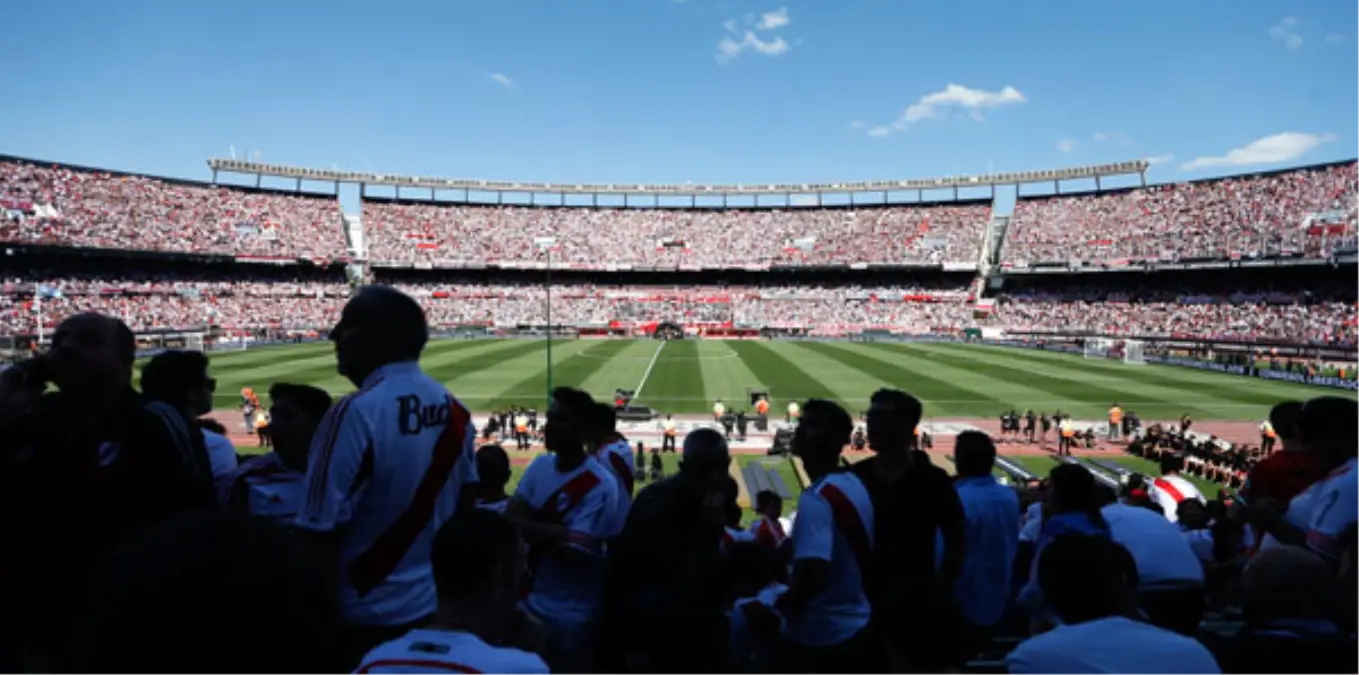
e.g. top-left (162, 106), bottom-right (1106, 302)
top-left (140, 349), bottom-right (236, 484)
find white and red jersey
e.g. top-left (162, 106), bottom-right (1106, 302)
top-left (595, 437), bottom-right (635, 537)
top-left (355, 627), bottom-right (548, 674)
top-left (747, 514), bottom-right (788, 550)
top-left (231, 453), bottom-right (306, 524)
top-left (787, 471), bottom-right (875, 647)
top-left (1147, 474), bottom-right (1205, 524)
top-left (294, 361), bottom-right (479, 627)
top-left (513, 453), bottom-right (618, 626)
top-left (1305, 457), bottom-right (1358, 559)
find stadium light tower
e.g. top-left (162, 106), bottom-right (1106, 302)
top-left (534, 236), bottom-right (558, 406)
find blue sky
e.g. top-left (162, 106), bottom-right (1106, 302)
top-left (0, 0), bottom-right (1354, 209)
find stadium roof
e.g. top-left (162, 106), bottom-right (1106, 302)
top-left (207, 158), bottom-right (1149, 195)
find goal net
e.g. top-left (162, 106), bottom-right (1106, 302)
top-left (1124, 339), bottom-right (1146, 366)
top-left (1083, 338), bottom-right (1114, 359)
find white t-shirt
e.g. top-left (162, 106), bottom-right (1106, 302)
top-left (1007, 615), bottom-right (1220, 674)
top-left (355, 627), bottom-right (547, 674)
top-left (1102, 503), bottom-right (1204, 587)
top-left (595, 438), bottom-right (635, 537)
top-left (1147, 475), bottom-right (1205, 524)
top-left (514, 453), bottom-right (618, 626)
top-left (232, 453), bottom-right (306, 524)
top-left (1305, 457), bottom-right (1358, 559)
top-left (294, 361), bottom-right (480, 627)
top-left (202, 429), bottom-right (240, 479)
top-left (786, 471), bottom-right (874, 647)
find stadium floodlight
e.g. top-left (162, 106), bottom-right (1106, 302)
top-left (534, 237), bottom-right (558, 404)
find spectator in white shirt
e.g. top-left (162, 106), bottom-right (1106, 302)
top-left (505, 387), bottom-right (619, 673)
top-left (294, 287), bottom-right (480, 666)
top-left (1148, 454), bottom-right (1206, 524)
top-left (1007, 534), bottom-right (1220, 674)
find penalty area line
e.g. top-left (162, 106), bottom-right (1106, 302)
top-left (633, 340), bottom-right (667, 402)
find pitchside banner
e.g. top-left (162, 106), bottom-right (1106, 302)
top-left (1257, 369), bottom-right (1359, 391)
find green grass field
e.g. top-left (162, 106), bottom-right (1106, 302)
top-left (174, 337), bottom-right (1334, 421)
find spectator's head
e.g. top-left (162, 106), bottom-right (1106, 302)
top-left (431, 509), bottom-right (527, 646)
top-left (793, 398), bottom-right (853, 479)
top-left (1176, 499), bottom-right (1210, 530)
top-left (954, 430), bottom-right (997, 478)
top-left (266, 383), bottom-right (333, 471)
top-left (545, 387), bottom-right (595, 459)
top-left (590, 401), bottom-right (618, 446)
top-left (475, 444), bottom-right (512, 499)
top-left (139, 350), bottom-right (214, 418)
top-left (1300, 396), bottom-right (1359, 467)
top-left (1159, 453), bottom-right (1186, 476)
top-left (67, 512), bottom-right (338, 673)
top-left (49, 313), bottom-right (135, 396)
top-left (866, 388), bottom-right (922, 455)
top-left (1242, 546), bottom-right (1336, 625)
top-left (1049, 464), bottom-right (1107, 529)
top-left (754, 489), bottom-right (782, 520)
top-left (680, 427), bottom-right (730, 483)
top-left (1269, 400), bottom-right (1305, 445)
top-left (331, 285), bottom-right (428, 386)
top-left (1038, 535), bottom-right (1140, 625)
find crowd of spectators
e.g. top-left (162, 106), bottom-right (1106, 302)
top-left (0, 296), bottom-right (1354, 674)
top-left (1004, 163), bottom-right (1358, 266)
top-left (363, 201), bottom-right (991, 267)
top-left (998, 286), bottom-right (1358, 346)
top-left (0, 161), bottom-right (347, 260)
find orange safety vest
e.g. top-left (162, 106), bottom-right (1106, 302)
top-left (516, 422), bottom-right (528, 433)
top-left (1109, 407), bottom-right (1123, 424)
top-left (756, 400), bottom-right (769, 415)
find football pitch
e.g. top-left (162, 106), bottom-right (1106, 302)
top-left (179, 337), bottom-right (1328, 422)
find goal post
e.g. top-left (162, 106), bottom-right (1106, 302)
top-left (1083, 338), bottom-right (1114, 359)
top-left (1124, 339), bottom-right (1146, 365)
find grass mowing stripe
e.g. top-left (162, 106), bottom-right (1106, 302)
top-left (930, 342), bottom-right (1286, 406)
top-left (798, 341), bottom-right (1007, 417)
top-left (769, 342), bottom-right (895, 409)
top-left (726, 341), bottom-right (845, 411)
top-left (883, 342), bottom-right (1223, 420)
top-left (484, 340), bottom-right (635, 409)
top-left (696, 341), bottom-right (766, 411)
top-left (638, 340), bottom-right (707, 414)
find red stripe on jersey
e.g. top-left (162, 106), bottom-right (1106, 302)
top-left (348, 399), bottom-right (471, 597)
top-left (534, 470), bottom-right (603, 524)
top-left (356, 659), bottom-right (482, 674)
top-left (818, 482), bottom-right (876, 595)
top-left (1153, 478), bottom-right (1187, 504)
top-left (306, 377), bottom-right (383, 515)
top-left (755, 516), bottom-right (786, 549)
top-left (606, 451), bottom-right (635, 496)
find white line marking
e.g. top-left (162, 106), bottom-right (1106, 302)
top-left (633, 340), bottom-right (667, 401)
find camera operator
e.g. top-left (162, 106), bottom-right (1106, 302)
top-left (0, 313), bottom-right (217, 666)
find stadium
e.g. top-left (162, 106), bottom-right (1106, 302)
top-left (4, 150), bottom-right (1359, 664)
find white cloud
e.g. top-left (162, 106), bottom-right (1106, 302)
top-left (1269, 17), bottom-right (1304, 51)
top-left (1056, 138), bottom-right (1079, 153)
top-left (1145, 154), bottom-right (1175, 166)
top-left (716, 8), bottom-right (793, 63)
top-left (848, 120), bottom-right (867, 131)
top-left (1181, 132), bottom-right (1334, 170)
top-left (488, 72), bottom-right (515, 88)
top-left (757, 7), bottom-right (790, 30)
top-left (864, 83), bottom-right (1025, 136)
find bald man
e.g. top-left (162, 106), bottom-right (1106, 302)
top-left (598, 428), bottom-right (732, 672)
top-left (294, 286), bottom-right (480, 665)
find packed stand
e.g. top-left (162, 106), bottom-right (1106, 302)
top-left (997, 284), bottom-right (1358, 345)
top-left (1, 292), bottom-right (1355, 674)
top-left (1004, 162), bottom-right (1358, 265)
top-left (0, 160), bottom-right (347, 259)
top-left (363, 201), bottom-right (990, 267)
top-left (0, 270), bottom-right (349, 334)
